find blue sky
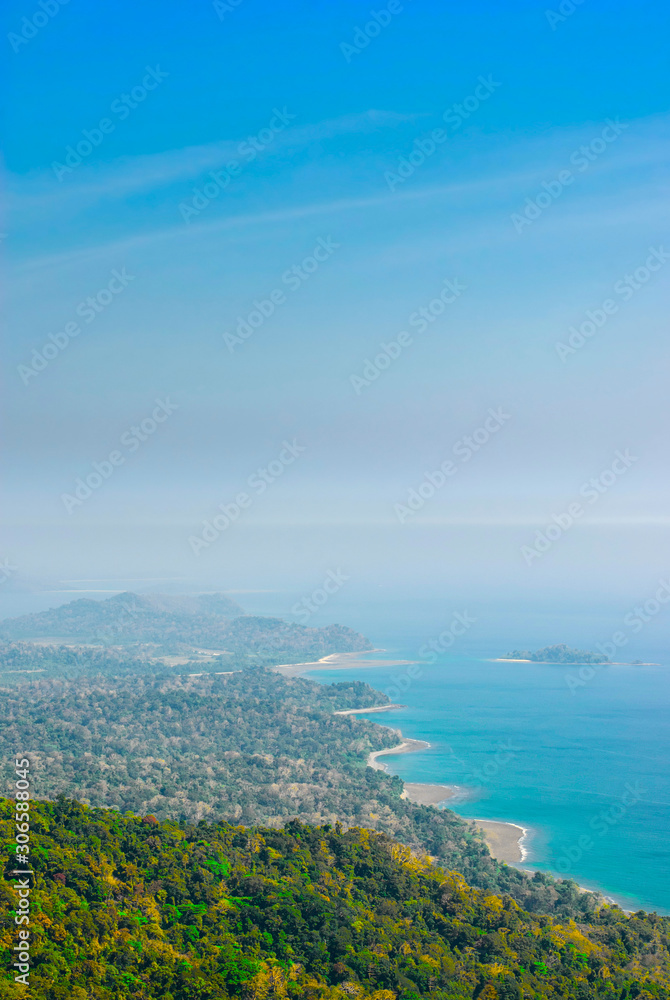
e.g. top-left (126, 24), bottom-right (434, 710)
top-left (2, 0), bottom-right (670, 625)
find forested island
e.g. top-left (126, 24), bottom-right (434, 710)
top-left (2, 797), bottom-right (669, 999)
top-left (501, 644), bottom-right (610, 664)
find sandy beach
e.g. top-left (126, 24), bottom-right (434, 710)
top-left (472, 819), bottom-right (528, 864)
top-left (274, 650), bottom-right (415, 677)
top-left (368, 740), bottom-right (459, 805)
top-left (491, 657), bottom-right (532, 662)
top-left (334, 703), bottom-right (404, 715)
top-left (491, 658), bottom-right (660, 666)
top-left (367, 738), bottom-right (430, 771)
top-left (368, 739), bottom-right (529, 863)
top-left (401, 782), bottom-right (457, 805)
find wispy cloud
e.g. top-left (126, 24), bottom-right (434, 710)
top-left (6, 109), bottom-right (670, 280)
top-left (9, 175), bottom-right (514, 275)
top-left (3, 109), bottom-right (420, 210)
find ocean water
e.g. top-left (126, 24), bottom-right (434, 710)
top-left (311, 647), bottom-right (670, 915)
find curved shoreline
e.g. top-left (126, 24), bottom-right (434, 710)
top-left (274, 649), bottom-right (416, 677)
top-left (368, 740), bottom-right (459, 807)
top-left (323, 657), bottom-right (529, 863)
top-left (471, 819), bottom-right (529, 863)
top-left (334, 703), bottom-right (405, 716)
top-left (367, 738), bottom-right (431, 770)
top-left (366, 738), bottom-right (529, 862)
top-left (325, 662), bottom-right (627, 898)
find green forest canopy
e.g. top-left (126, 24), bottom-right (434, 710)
top-left (1, 798), bottom-right (668, 1000)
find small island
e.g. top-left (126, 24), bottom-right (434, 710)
top-left (499, 643), bottom-right (610, 664)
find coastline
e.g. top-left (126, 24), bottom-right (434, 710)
top-left (402, 782), bottom-right (459, 806)
top-left (367, 738), bottom-right (431, 771)
top-left (274, 649), bottom-right (415, 678)
top-left (367, 739), bottom-right (461, 808)
top-left (334, 704), bottom-right (405, 715)
top-left (317, 653), bottom-right (615, 887)
top-left (491, 658), bottom-right (660, 666)
top-left (471, 819), bottom-right (529, 863)
top-left (318, 650), bottom-right (656, 913)
top-left (313, 665), bottom-right (531, 862)
top-left (366, 737), bottom-right (529, 863)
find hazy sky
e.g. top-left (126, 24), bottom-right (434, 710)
top-left (2, 0), bottom-right (670, 617)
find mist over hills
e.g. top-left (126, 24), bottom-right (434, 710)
top-left (0, 591), bottom-right (241, 643)
top-left (0, 590), bottom-right (372, 658)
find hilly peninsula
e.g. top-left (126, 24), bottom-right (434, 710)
top-left (0, 591), bottom-right (372, 659)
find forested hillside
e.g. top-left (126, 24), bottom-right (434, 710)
top-left (0, 642), bottom-right (162, 684)
top-left (1, 798), bottom-right (669, 1000)
top-left (0, 593), bottom-right (371, 657)
top-left (0, 669), bottom-right (606, 918)
top-left (0, 592), bottom-right (243, 645)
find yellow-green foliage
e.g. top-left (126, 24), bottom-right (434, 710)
top-left (1, 798), bottom-right (669, 1000)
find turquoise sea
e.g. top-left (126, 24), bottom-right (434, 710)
top-left (310, 646), bottom-right (670, 915)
